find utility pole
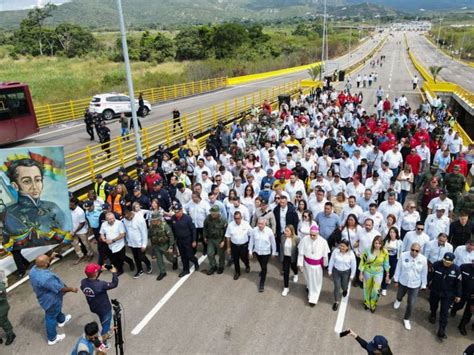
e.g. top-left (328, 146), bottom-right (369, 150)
top-left (320, 0), bottom-right (327, 80)
top-left (116, 0), bottom-right (142, 156)
top-left (436, 17), bottom-right (443, 48)
top-left (459, 31), bottom-right (466, 59)
top-left (348, 26), bottom-right (352, 65)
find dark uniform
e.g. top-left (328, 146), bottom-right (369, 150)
top-left (457, 192), bottom-right (474, 218)
top-left (149, 213), bottom-right (177, 279)
top-left (0, 281), bottom-right (15, 345)
top-left (150, 185), bottom-right (172, 212)
top-left (171, 206), bottom-right (198, 277)
top-left (203, 207), bottom-right (227, 274)
top-left (448, 219), bottom-right (473, 250)
top-left (417, 185), bottom-right (442, 222)
top-left (444, 170), bottom-right (465, 208)
top-left (429, 253), bottom-right (462, 339)
top-left (416, 168), bottom-right (442, 191)
top-left (172, 109), bottom-right (182, 133)
top-left (84, 109), bottom-right (94, 140)
top-left (98, 123), bottom-right (111, 159)
top-left (452, 263), bottom-right (474, 335)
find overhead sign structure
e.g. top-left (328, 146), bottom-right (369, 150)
top-left (0, 146), bottom-right (72, 252)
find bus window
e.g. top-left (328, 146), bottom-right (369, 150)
top-left (0, 88), bottom-right (31, 120)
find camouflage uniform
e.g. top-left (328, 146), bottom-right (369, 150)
top-left (203, 210), bottom-right (227, 272)
top-left (444, 172), bottom-right (465, 208)
top-left (149, 219), bottom-right (177, 277)
top-left (0, 281), bottom-right (15, 345)
top-left (456, 191), bottom-right (474, 217)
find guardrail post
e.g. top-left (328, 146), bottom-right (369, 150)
top-left (183, 83), bottom-right (187, 98)
top-left (224, 100), bottom-right (228, 119)
top-left (184, 114), bottom-right (189, 137)
top-left (214, 78), bottom-right (217, 89)
top-left (69, 100), bottom-right (76, 119)
top-left (200, 80), bottom-right (204, 93)
top-left (165, 121), bottom-right (171, 147)
top-left (252, 92), bottom-right (256, 105)
top-left (47, 104), bottom-right (54, 125)
top-left (199, 110), bottom-right (204, 132)
top-left (142, 128), bottom-right (151, 158)
top-left (266, 88), bottom-right (270, 100)
top-left (259, 90), bottom-right (262, 104)
top-left (85, 146), bottom-right (96, 180)
top-left (192, 81), bottom-right (195, 95)
top-left (207, 79), bottom-right (211, 91)
top-left (244, 96), bottom-right (247, 108)
top-left (163, 87), bottom-right (167, 101)
top-left (212, 106), bottom-right (217, 125)
top-left (117, 136), bottom-right (126, 166)
top-left (234, 98), bottom-right (238, 116)
top-left (151, 88), bottom-right (156, 103)
top-left (173, 84), bottom-right (178, 99)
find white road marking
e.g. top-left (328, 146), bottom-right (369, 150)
top-left (131, 254), bottom-right (207, 335)
top-left (334, 283), bottom-right (351, 333)
top-left (388, 84), bottom-right (391, 89)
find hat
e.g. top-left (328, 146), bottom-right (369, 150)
top-left (334, 172), bottom-right (340, 177)
top-left (96, 174), bottom-right (103, 179)
top-left (440, 189), bottom-right (447, 195)
top-left (136, 156), bottom-right (143, 160)
top-left (436, 206), bottom-right (445, 211)
top-left (264, 182), bottom-right (271, 188)
top-left (316, 172), bottom-right (323, 177)
top-left (266, 169), bottom-right (274, 174)
top-left (83, 200), bottom-right (94, 208)
top-left (210, 205), bottom-right (220, 213)
top-left (85, 263), bottom-right (101, 276)
top-left (367, 336), bottom-right (389, 352)
top-left (102, 203), bottom-right (111, 210)
top-left (118, 167), bottom-right (126, 173)
top-left (280, 161), bottom-right (287, 166)
top-left (134, 185), bottom-right (141, 192)
top-left (172, 203), bottom-right (183, 211)
top-left (443, 252), bottom-right (455, 262)
top-left (261, 199), bottom-right (269, 205)
top-left (153, 179), bottom-right (163, 186)
top-left (310, 225), bottom-right (319, 233)
top-left (254, 162), bottom-right (261, 168)
top-left (430, 164), bottom-right (438, 169)
top-left (150, 212), bottom-right (163, 221)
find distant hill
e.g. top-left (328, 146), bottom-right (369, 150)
top-left (345, 0), bottom-right (473, 11)
top-left (0, 0), bottom-right (408, 30)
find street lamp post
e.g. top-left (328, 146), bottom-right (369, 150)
top-left (116, 0), bottom-right (142, 156)
top-left (436, 17), bottom-right (443, 48)
top-left (320, 0), bottom-right (327, 80)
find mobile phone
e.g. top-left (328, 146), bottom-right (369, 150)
top-left (339, 330), bottom-right (351, 338)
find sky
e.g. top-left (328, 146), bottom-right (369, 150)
top-left (0, 0), bottom-right (70, 11)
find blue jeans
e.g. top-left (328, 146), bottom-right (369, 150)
top-left (121, 128), bottom-right (129, 136)
top-left (45, 302), bottom-right (65, 341)
top-left (97, 310), bottom-right (112, 336)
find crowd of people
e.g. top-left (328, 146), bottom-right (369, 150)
top-left (3, 70), bottom-right (474, 353)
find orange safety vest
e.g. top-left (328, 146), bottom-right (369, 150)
top-left (107, 194), bottom-right (122, 216)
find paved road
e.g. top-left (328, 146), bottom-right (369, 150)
top-left (4, 34), bottom-right (466, 355)
top-left (406, 31), bottom-right (474, 92)
top-left (10, 33), bottom-right (386, 156)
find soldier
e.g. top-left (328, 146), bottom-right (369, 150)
top-left (0, 272), bottom-right (15, 345)
top-left (429, 252), bottom-right (462, 340)
top-left (203, 205), bottom-right (227, 275)
top-left (84, 108), bottom-right (94, 141)
top-left (444, 165), bottom-right (465, 208)
top-left (417, 177), bottom-right (442, 222)
top-left (416, 164), bottom-right (442, 192)
top-left (456, 187), bottom-right (474, 218)
top-left (149, 212), bottom-right (177, 281)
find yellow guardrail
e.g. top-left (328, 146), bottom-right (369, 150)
top-left (64, 80), bottom-right (301, 189)
top-left (34, 77), bottom-right (228, 128)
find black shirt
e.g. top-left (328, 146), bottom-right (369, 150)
top-left (449, 220), bottom-right (473, 249)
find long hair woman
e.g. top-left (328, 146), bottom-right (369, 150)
top-left (380, 226), bottom-right (402, 296)
top-left (280, 225), bottom-right (300, 296)
top-left (328, 239), bottom-right (356, 311)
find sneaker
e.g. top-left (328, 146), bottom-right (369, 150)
top-left (48, 334), bottom-right (66, 345)
top-left (393, 300), bottom-right (401, 310)
top-left (146, 267), bottom-right (153, 274)
top-left (5, 333), bottom-right (16, 346)
top-left (332, 302), bottom-right (339, 311)
top-left (293, 274), bottom-right (299, 283)
top-left (403, 319), bottom-right (411, 330)
top-left (133, 271), bottom-right (144, 279)
top-left (342, 290), bottom-right (348, 298)
top-left (381, 289), bottom-right (387, 296)
top-left (281, 288), bottom-right (289, 297)
top-left (58, 314), bottom-right (71, 328)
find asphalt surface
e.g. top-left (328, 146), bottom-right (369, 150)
top-left (406, 32), bottom-right (474, 92)
top-left (10, 33), bottom-right (386, 156)
top-left (4, 33), bottom-right (469, 355)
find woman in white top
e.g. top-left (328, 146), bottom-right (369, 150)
top-left (296, 200), bottom-right (308, 222)
top-left (298, 210), bottom-right (317, 239)
top-left (400, 201), bottom-right (420, 239)
top-left (397, 165), bottom-right (414, 206)
top-left (380, 214), bottom-right (397, 238)
top-left (280, 225), bottom-right (300, 296)
top-left (248, 218), bottom-right (277, 293)
top-left (381, 226), bottom-right (402, 296)
top-left (340, 214), bottom-right (363, 251)
top-left (242, 185), bottom-right (256, 218)
top-left (223, 189), bottom-right (238, 218)
top-left (328, 240), bottom-right (357, 311)
top-left (161, 153), bottom-right (176, 182)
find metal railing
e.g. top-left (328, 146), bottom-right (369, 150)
top-left (64, 80), bottom-right (301, 189)
top-left (34, 77), bottom-right (228, 128)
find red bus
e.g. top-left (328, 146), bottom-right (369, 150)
top-left (0, 82), bottom-right (39, 145)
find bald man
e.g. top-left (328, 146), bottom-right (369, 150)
top-left (29, 253), bottom-right (78, 345)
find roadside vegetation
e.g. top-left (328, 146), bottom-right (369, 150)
top-left (427, 24), bottom-right (474, 62)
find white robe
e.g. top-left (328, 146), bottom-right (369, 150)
top-left (297, 236), bottom-right (330, 304)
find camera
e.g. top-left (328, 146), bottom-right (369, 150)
top-left (104, 264), bottom-right (113, 271)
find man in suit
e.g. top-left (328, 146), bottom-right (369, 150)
top-left (273, 195), bottom-right (298, 253)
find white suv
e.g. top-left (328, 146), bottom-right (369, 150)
top-left (89, 93), bottom-right (151, 120)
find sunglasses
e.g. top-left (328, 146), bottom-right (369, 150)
top-left (417, 228), bottom-right (424, 231)
top-left (411, 249), bottom-right (420, 253)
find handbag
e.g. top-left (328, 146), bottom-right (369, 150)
top-left (327, 228), bottom-right (342, 249)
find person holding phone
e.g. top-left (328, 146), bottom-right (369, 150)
top-left (343, 329), bottom-right (392, 355)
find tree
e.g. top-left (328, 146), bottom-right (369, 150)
top-left (307, 65), bottom-right (322, 81)
top-left (175, 26), bottom-right (212, 61)
top-left (55, 23), bottom-right (96, 57)
top-left (429, 65), bottom-right (444, 83)
top-left (212, 23), bottom-right (249, 59)
top-left (151, 33), bottom-right (174, 63)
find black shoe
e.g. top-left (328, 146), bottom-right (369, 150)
top-left (156, 273), bottom-right (167, 281)
top-left (437, 331), bottom-right (447, 340)
top-left (5, 333), bottom-right (15, 346)
top-left (133, 270), bottom-right (144, 279)
top-left (332, 303), bottom-right (339, 311)
top-left (429, 314), bottom-right (436, 324)
top-left (194, 262), bottom-right (200, 271)
top-left (179, 270), bottom-right (190, 278)
top-left (233, 273), bottom-right (240, 280)
top-left (0, 338), bottom-right (3, 344)
top-left (245, 265), bottom-right (250, 273)
top-left (370, 307), bottom-right (376, 314)
top-left (146, 266), bottom-right (153, 274)
top-left (458, 325), bottom-right (467, 336)
top-left (129, 263), bottom-right (135, 272)
top-left (364, 304), bottom-right (369, 310)
top-left (207, 267), bottom-right (216, 276)
top-left (342, 290), bottom-right (348, 298)
top-left (309, 303), bottom-right (316, 307)
top-left (450, 308), bottom-right (457, 317)
top-left (18, 272), bottom-right (25, 278)
top-left (172, 261), bottom-right (178, 270)
top-left (217, 267), bottom-right (224, 274)
top-left (258, 284), bottom-right (264, 293)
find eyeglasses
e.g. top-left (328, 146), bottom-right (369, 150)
top-left (417, 228), bottom-right (424, 231)
top-left (411, 249), bottom-right (420, 253)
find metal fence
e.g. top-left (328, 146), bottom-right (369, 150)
top-left (34, 77), bottom-right (228, 128)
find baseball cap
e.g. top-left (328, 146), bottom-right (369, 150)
top-left (85, 263), bottom-right (101, 276)
top-left (440, 189), bottom-right (447, 195)
top-left (254, 162), bottom-right (261, 168)
top-left (153, 179), bottom-right (163, 186)
top-left (172, 203), bottom-right (183, 211)
top-left (210, 205), bottom-right (220, 213)
top-left (280, 161), bottom-right (287, 166)
top-left (150, 212), bottom-right (163, 221)
top-left (95, 174), bottom-right (103, 179)
top-left (436, 206), bottom-right (445, 211)
top-left (136, 156), bottom-right (143, 160)
top-left (443, 252), bottom-right (455, 262)
top-left (264, 182), bottom-right (271, 188)
top-left (118, 167), bottom-right (126, 173)
top-left (102, 203), bottom-right (111, 210)
top-left (134, 185), bottom-right (142, 192)
top-left (83, 200), bottom-right (94, 209)
top-left (367, 336), bottom-right (389, 352)
top-left (266, 169), bottom-right (274, 174)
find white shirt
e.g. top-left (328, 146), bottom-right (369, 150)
top-left (424, 214), bottom-right (450, 241)
top-left (285, 180), bottom-right (307, 201)
top-left (228, 204), bottom-right (250, 223)
top-left (185, 200), bottom-right (210, 228)
top-left (123, 214), bottom-right (148, 248)
top-left (378, 201), bottom-right (404, 227)
top-left (346, 182), bottom-right (365, 198)
top-left (424, 239), bottom-right (454, 264)
top-left (401, 211), bottom-right (421, 232)
top-left (454, 246), bottom-right (474, 266)
top-left (225, 220), bottom-right (252, 245)
top-left (100, 220), bottom-right (126, 253)
top-left (176, 188), bottom-right (192, 206)
top-left (330, 179), bottom-right (347, 196)
top-left (394, 251), bottom-right (428, 289)
top-left (334, 158), bottom-right (354, 179)
top-left (383, 150), bottom-right (403, 169)
top-left (307, 196), bottom-right (328, 219)
top-left (377, 169), bottom-right (393, 191)
top-left (357, 228), bottom-right (380, 256)
top-left (71, 206), bottom-right (88, 235)
top-left (416, 145), bottom-right (430, 161)
top-left (328, 249), bottom-right (357, 279)
top-left (340, 205), bottom-right (363, 225)
top-left (402, 231), bottom-right (430, 253)
top-left (249, 226), bottom-right (277, 256)
top-left (427, 197), bottom-right (454, 217)
top-left (364, 177), bottom-right (383, 195)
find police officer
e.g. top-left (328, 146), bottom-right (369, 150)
top-left (170, 203), bottom-right (199, 277)
top-left (92, 112), bottom-right (103, 139)
top-left (452, 260), bottom-right (474, 335)
top-left (98, 121), bottom-right (111, 159)
top-left (203, 205), bottom-right (227, 275)
top-left (94, 174), bottom-right (110, 202)
top-left (84, 200), bottom-right (109, 266)
top-left (150, 179), bottom-right (172, 212)
top-left (429, 252), bottom-right (462, 340)
top-left (444, 165), bottom-right (465, 208)
top-left (0, 273), bottom-right (15, 346)
top-left (84, 108), bottom-right (95, 141)
top-left (149, 212), bottom-right (177, 280)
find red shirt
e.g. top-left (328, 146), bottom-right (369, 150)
top-left (274, 168), bottom-right (292, 180)
top-left (406, 153), bottom-right (422, 176)
top-left (144, 173), bottom-right (161, 193)
top-left (383, 100), bottom-right (391, 112)
top-left (447, 159), bottom-right (468, 176)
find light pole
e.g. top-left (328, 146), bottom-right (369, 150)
top-left (348, 26), bottom-right (352, 66)
top-left (436, 17), bottom-right (443, 48)
top-left (459, 31), bottom-right (466, 59)
top-left (116, 0), bottom-right (142, 156)
top-left (320, 0), bottom-right (327, 80)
